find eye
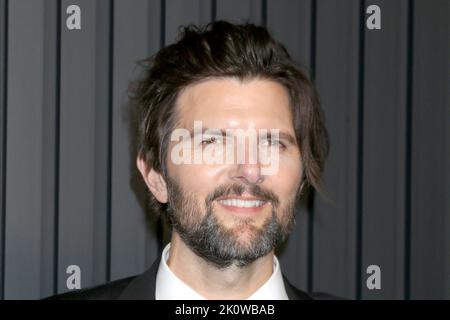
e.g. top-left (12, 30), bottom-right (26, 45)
top-left (260, 139), bottom-right (286, 149)
top-left (202, 136), bottom-right (219, 145)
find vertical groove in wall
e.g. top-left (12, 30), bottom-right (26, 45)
top-left (404, 0), bottom-right (414, 301)
top-left (261, 0), bottom-right (267, 27)
top-left (0, 0), bottom-right (8, 301)
top-left (53, 0), bottom-right (62, 295)
top-left (211, 0), bottom-right (217, 22)
top-left (307, 0), bottom-right (317, 294)
top-left (106, 0), bottom-right (115, 283)
top-left (41, 0), bottom-right (58, 298)
top-left (310, 0), bottom-right (317, 81)
top-left (160, 0), bottom-right (166, 47)
top-left (355, 0), bottom-right (366, 300)
top-left (155, 0), bottom-right (167, 254)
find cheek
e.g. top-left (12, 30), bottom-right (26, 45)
top-left (272, 153), bottom-right (303, 199)
top-left (167, 161), bottom-right (225, 198)
top-left (167, 141), bottom-right (224, 184)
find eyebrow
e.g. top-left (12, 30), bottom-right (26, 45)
top-left (188, 128), bottom-right (297, 145)
top-left (275, 132), bottom-right (297, 145)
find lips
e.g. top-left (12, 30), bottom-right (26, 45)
top-left (217, 198), bottom-right (266, 208)
top-left (215, 193), bottom-right (269, 215)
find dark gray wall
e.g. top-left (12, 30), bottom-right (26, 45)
top-left (0, 0), bottom-right (448, 300)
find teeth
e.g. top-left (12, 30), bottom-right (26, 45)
top-left (218, 199), bottom-right (265, 208)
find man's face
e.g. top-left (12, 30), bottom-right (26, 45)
top-left (164, 78), bottom-right (303, 268)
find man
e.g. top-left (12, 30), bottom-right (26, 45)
top-left (47, 20), bottom-right (332, 300)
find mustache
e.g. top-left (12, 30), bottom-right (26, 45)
top-left (206, 183), bottom-right (280, 208)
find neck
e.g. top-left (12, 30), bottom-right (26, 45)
top-left (166, 231), bottom-right (274, 300)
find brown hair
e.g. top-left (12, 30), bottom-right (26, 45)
top-left (130, 21), bottom-right (329, 214)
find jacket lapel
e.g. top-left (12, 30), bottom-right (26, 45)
top-left (282, 275), bottom-right (313, 300)
top-left (117, 256), bottom-right (161, 300)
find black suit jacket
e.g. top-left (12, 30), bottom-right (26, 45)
top-left (45, 257), bottom-right (337, 300)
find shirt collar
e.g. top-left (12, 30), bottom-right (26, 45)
top-left (155, 242), bottom-right (289, 300)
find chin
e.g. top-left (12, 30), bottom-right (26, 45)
top-left (230, 226), bottom-right (261, 243)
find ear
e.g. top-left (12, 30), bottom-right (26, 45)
top-left (136, 156), bottom-right (168, 203)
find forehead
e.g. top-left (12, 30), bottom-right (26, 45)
top-left (174, 77), bottom-right (293, 130)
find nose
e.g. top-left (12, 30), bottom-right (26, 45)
top-left (230, 163), bottom-right (264, 185)
top-left (227, 131), bottom-right (265, 185)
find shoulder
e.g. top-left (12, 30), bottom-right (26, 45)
top-left (43, 276), bottom-right (137, 300)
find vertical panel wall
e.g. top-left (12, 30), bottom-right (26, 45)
top-left (58, 0), bottom-right (100, 293)
top-left (110, 0), bottom-right (160, 281)
top-left (361, 0), bottom-right (408, 299)
top-left (313, 0), bottom-right (360, 299)
top-left (410, 0), bottom-right (450, 299)
top-left (0, 0), bottom-right (448, 299)
top-left (4, 0), bottom-right (46, 299)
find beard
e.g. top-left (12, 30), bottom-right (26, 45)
top-left (164, 178), bottom-right (300, 269)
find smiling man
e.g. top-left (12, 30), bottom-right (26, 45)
top-left (46, 20), bottom-right (330, 300)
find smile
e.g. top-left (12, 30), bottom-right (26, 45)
top-left (217, 199), bottom-right (266, 208)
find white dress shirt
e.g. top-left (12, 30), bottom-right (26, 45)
top-left (155, 243), bottom-right (289, 300)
